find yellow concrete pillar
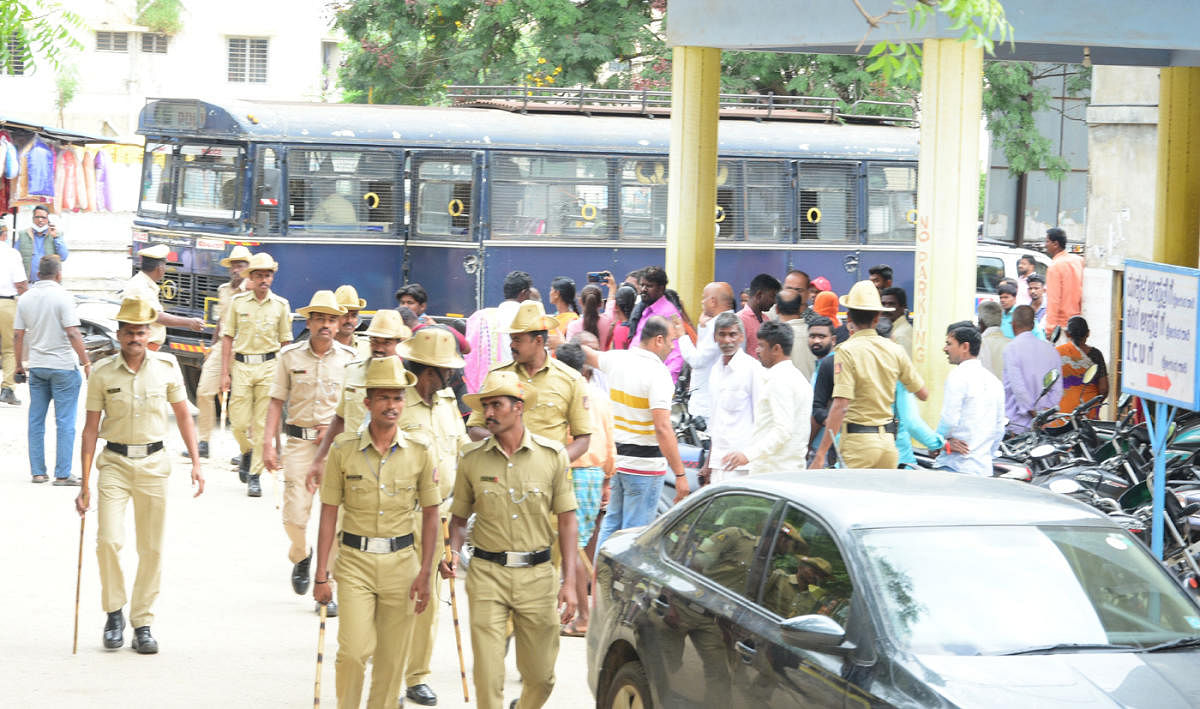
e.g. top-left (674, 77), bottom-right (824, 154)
top-left (913, 39), bottom-right (983, 421)
top-left (665, 45), bottom-right (721, 316)
top-left (1153, 67), bottom-right (1200, 267)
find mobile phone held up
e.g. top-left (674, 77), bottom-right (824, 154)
top-left (587, 271), bottom-right (608, 284)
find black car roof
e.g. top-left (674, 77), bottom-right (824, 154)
top-left (720, 469), bottom-right (1109, 530)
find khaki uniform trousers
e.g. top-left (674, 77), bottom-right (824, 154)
top-left (229, 358), bottom-right (276, 477)
top-left (96, 448), bottom-right (169, 628)
top-left (466, 558), bottom-right (559, 709)
top-left (839, 431), bottom-right (899, 469)
top-left (403, 505), bottom-right (446, 687)
top-left (282, 435), bottom-right (334, 565)
top-left (195, 348), bottom-right (250, 452)
top-left (335, 545), bottom-right (420, 709)
top-left (0, 297), bottom-right (16, 389)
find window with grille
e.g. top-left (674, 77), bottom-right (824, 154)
top-left (141, 33), bottom-right (168, 54)
top-left (413, 156), bottom-right (474, 240)
top-left (139, 143), bottom-right (175, 215)
top-left (254, 148), bottom-right (281, 234)
top-left (176, 144), bottom-right (244, 220)
top-left (743, 160), bottom-right (793, 243)
top-left (620, 159), bottom-right (668, 240)
top-left (227, 37), bottom-right (268, 83)
top-left (713, 160), bottom-right (742, 241)
top-left (491, 153), bottom-right (611, 240)
top-left (287, 149), bottom-right (398, 233)
top-left (3, 32), bottom-right (27, 75)
top-left (96, 31), bottom-right (129, 52)
top-left (796, 162), bottom-right (858, 242)
top-left (867, 164), bottom-right (917, 243)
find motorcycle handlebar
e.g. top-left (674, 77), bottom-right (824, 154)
top-left (1073, 395), bottom-right (1105, 417)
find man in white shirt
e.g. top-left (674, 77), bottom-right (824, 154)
top-left (584, 316), bottom-right (688, 549)
top-left (934, 324), bottom-right (1006, 477)
top-left (977, 300), bottom-right (1007, 380)
top-left (0, 222), bottom-right (29, 404)
top-left (721, 320), bottom-right (811, 475)
top-left (774, 288), bottom-right (816, 380)
top-left (676, 281), bottom-right (734, 419)
top-left (704, 311), bottom-right (760, 484)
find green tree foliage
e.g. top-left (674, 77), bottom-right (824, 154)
top-left (137, 0), bottom-right (184, 36)
top-left (0, 1), bottom-right (84, 74)
top-left (983, 61), bottom-right (1090, 179)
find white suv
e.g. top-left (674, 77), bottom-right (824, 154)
top-left (976, 241), bottom-right (1051, 305)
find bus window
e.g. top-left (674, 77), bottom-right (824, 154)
top-left (797, 162), bottom-right (857, 242)
top-left (175, 144), bottom-right (243, 220)
top-left (287, 149), bottom-right (398, 233)
top-left (139, 142), bottom-right (175, 215)
top-left (743, 160), bottom-right (792, 243)
top-left (414, 157), bottom-right (473, 239)
top-left (491, 153), bottom-right (610, 240)
top-left (867, 164), bottom-right (917, 243)
top-left (714, 160), bottom-right (742, 241)
top-left (620, 159), bottom-right (668, 240)
top-left (254, 147), bottom-right (281, 234)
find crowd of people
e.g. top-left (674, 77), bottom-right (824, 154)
top-left (0, 217), bottom-right (1098, 709)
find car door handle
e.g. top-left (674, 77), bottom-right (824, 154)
top-left (735, 640), bottom-right (757, 662)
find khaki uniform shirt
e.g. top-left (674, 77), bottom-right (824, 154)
top-left (214, 282), bottom-right (243, 334)
top-left (891, 317), bottom-right (914, 356)
top-left (227, 290), bottom-right (292, 354)
top-left (832, 329), bottom-right (924, 426)
top-left (86, 351), bottom-right (188, 444)
top-left (399, 386), bottom-right (469, 501)
top-left (121, 271), bottom-right (166, 346)
top-left (466, 357), bottom-right (594, 446)
top-left (450, 430), bottom-right (576, 552)
top-left (269, 341), bottom-right (358, 427)
top-left (320, 429), bottom-right (440, 537)
top-left (336, 357), bottom-right (374, 435)
top-left (696, 527), bottom-right (758, 592)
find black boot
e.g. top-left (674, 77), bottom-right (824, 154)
top-left (406, 684), bottom-right (438, 706)
top-left (247, 473), bottom-right (262, 497)
top-left (103, 609), bottom-right (125, 649)
top-left (292, 551), bottom-right (312, 595)
top-left (131, 626), bottom-right (158, 654)
top-left (239, 452), bottom-right (251, 484)
top-left (197, 440), bottom-right (209, 458)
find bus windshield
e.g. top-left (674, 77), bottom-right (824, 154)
top-left (139, 142), bottom-right (244, 221)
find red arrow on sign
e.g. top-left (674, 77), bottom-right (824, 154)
top-left (1147, 373), bottom-right (1172, 390)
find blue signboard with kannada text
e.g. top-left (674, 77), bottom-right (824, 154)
top-left (1122, 260), bottom-right (1200, 410)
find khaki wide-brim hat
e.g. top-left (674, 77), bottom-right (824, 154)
top-left (363, 356), bottom-right (417, 390)
top-left (463, 371), bottom-right (538, 412)
top-left (219, 245), bottom-right (253, 267)
top-left (798, 555), bottom-right (833, 577)
top-left (398, 326), bottom-right (465, 369)
top-left (363, 309), bottom-right (411, 340)
top-left (839, 280), bottom-right (891, 312)
top-left (116, 295), bottom-right (159, 325)
top-left (335, 284), bottom-right (367, 310)
top-left (245, 252), bottom-right (278, 273)
top-left (499, 300), bottom-right (559, 334)
top-left (297, 290), bottom-right (347, 317)
top-left (138, 243), bottom-right (169, 260)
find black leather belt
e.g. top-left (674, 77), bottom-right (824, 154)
top-left (617, 443), bottom-right (663, 458)
top-left (0, 295), bottom-right (13, 299)
top-left (235, 351), bottom-right (277, 364)
top-left (846, 422), bottom-right (897, 435)
top-left (341, 532), bottom-right (414, 554)
top-left (473, 548), bottom-right (552, 568)
top-left (284, 423), bottom-right (320, 440)
top-left (105, 441), bottom-right (165, 458)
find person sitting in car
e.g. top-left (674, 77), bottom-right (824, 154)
top-left (692, 525), bottom-right (760, 592)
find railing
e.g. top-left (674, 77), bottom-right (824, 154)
top-left (447, 85), bottom-right (916, 125)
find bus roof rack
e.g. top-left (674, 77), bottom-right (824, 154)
top-left (446, 85), bottom-right (916, 126)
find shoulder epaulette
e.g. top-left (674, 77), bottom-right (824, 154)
top-left (280, 341), bottom-right (306, 354)
top-left (333, 342), bottom-right (358, 356)
top-left (232, 290), bottom-right (255, 300)
top-left (528, 432), bottom-right (566, 454)
top-left (461, 438), bottom-right (490, 456)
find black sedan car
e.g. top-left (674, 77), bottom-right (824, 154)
top-left (588, 470), bottom-right (1200, 708)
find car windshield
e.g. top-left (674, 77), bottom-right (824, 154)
top-left (857, 525), bottom-right (1200, 656)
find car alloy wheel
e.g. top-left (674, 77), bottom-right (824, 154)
top-left (606, 660), bottom-right (652, 709)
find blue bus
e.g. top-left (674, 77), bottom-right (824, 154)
top-left (133, 94), bottom-right (918, 385)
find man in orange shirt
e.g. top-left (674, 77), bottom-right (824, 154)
top-left (1043, 227), bottom-right (1083, 338)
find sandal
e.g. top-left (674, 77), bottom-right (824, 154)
top-left (31, 475), bottom-right (49, 483)
top-left (560, 621), bottom-right (587, 638)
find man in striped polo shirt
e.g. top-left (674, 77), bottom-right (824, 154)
top-left (584, 315), bottom-right (687, 548)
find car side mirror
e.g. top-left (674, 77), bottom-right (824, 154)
top-left (780, 615), bottom-right (853, 654)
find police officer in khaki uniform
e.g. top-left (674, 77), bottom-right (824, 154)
top-left (313, 357), bottom-right (440, 709)
top-left (812, 280), bottom-right (927, 469)
top-left (75, 295), bottom-right (205, 654)
top-left (444, 371), bottom-right (578, 709)
top-left (189, 245), bottom-right (251, 460)
top-left (121, 243), bottom-right (206, 351)
top-left (221, 252), bottom-right (292, 496)
top-left (466, 300), bottom-right (593, 460)
top-left (334, 284), bottom-right (372, 359)
top-left (263, 290), bottom-right (356, 604)
top-left (395, 326), bottom-right (470, 706)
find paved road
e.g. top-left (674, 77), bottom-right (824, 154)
top-left (2, 385), bottom-right (591, 707)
